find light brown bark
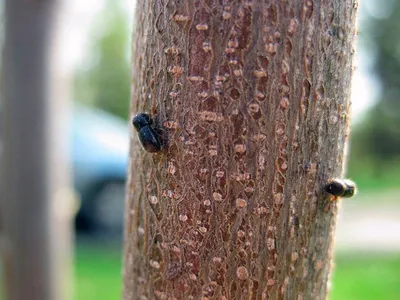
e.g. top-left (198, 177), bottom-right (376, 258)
top-left (123, 1), bottom-right (357, 299)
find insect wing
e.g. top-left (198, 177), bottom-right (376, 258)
top-left (138, 126), bottom-right (161, 153)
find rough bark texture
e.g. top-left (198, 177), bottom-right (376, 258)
top-left (123, 1), bottom-right (357, 299)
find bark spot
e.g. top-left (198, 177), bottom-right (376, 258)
top-left (173, 14), bottom-right (190, 22)
top-left (265, 43), bottom-right (278, 54)
top-left (328, 113), bottom-right (339, 125)
top-left (280, 97), bottom-right (289, 110)
top-left (251, 133), bottom-right (267, 142)
top-left (179, 214), bottom-right (188, 222)
top-left (189, 273), bottom-right (197, 280)
top-left (163, 120), bottom-right (179, 129)
top-left (196, 24), bottom-right (209, 31)
top-left (287, 19), bottom-right (298, 36)
top-left (199, 226), bottom-right (208, 233)
top-left (302, 0), bottom-right (314, 20)
top-left (204, 199), bottom-right (211, 206)
top-left (198, 111), bottom-right (224, 122)
top-left (188, 75), bottom-right (204, 82)
top-left (274, 193), bottom-right (283, 205)
top-left (198, 91), bottom-right (209, 98)
top-left (213, 192), bottom-right (223, 202)
top-left (291, 252), bottom-right (299, 262)
top-left (216, 170), bottom-right (225, 178)
top-left (267, 279), bottom-right (276, 286)
top-left (202, 41), bottom-right (212, 52)
top-left (234, 144), bottom-right (247, 154)
top-left (230, 88), bottom-right (240, 99)
top-left (168, 65), bottom-right (184, 77)
top-left (168, 162), bottom-right (176, 174)
top-left (149, 195), bottom-right (158, 205)
top-left (254, 70), bottom-right (267, 78)
top-left (149, 260), bottom-right (160, 269)
top-left (248, 102), bottom-right (261, 118)
top-left (236, 266), bottom-right (249, 281)
top-left (255, 91), bottom-right (265, 100)
top-left (236, 198), bottom-right (248, 208)
top-left (223, 11), bottom-right (232, 19)
top-left (234, 69), bottom-right (243, 77)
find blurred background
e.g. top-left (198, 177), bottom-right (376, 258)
top-left (1, 0), bottom-right (399, 299)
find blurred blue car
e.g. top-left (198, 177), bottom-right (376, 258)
top-left (71, 105), bottom-right (129, 236)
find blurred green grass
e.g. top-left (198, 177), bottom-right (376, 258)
top-left (75, 245), bottom-right (122, 300)
top-left (331, 253), bottom-right (400, 300)
top-left (347, 160), bottom-right (400, 193)
top-left (74, 246), bottom-right (400, 300)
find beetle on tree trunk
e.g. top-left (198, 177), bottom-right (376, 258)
top-left (123, 1), bottom-right (358, 299)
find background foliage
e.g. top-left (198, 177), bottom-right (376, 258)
top-left (74, 0), bottom-right (131, 120)
top-left (347, 1), bottom-right (400, 191)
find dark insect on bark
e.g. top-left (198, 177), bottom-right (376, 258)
top-left (132, 113), bottom-right (162, 153)
top-left (325, 178), bottom-right (357, 198)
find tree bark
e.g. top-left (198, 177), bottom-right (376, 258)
top-left (0, 1), bottom-right (73, 300)
top-left (123, 1), bottom-right (357, 299)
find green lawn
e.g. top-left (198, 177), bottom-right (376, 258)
top-left (75, 245), bottom-right (122, 300)
top-left (75, 246), bottom-right (400, 300)
top-left (331, 253), bottom-right (400, 300)
top-left (347, 159), bottom-right (400, 193)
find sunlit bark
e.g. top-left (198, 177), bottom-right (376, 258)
top-left (123, 1), bottom-right (357, 299)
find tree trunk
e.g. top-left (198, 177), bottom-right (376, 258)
top-left (0, 1), bottom-right (73, 300)
top-left (123, 1), bottom-right (357, 299)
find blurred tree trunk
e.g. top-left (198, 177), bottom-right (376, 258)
top-left (0, 1), bottom-right (73, 300)
top-left (123, 1), bottom-right (357, 299)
